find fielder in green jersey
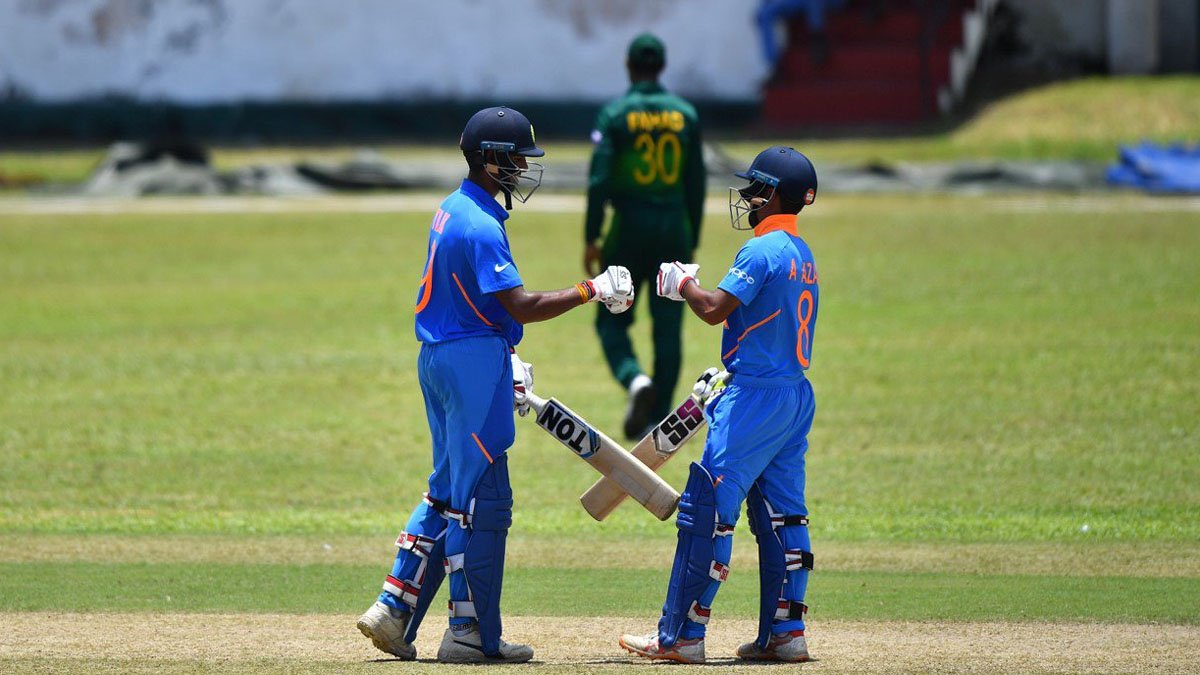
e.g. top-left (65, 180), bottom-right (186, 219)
top-left (584, 33), bottom-right (707, 439)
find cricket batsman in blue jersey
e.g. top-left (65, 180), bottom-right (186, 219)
top-left (356, 106), bottom-right (636, 664)
top-left (620, 146), bottom-right (821, 664)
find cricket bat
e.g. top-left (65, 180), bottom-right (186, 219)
top-left (524, 392), bottom-right (680, 521)
top-left (579, 371), bottom-right (725, 521)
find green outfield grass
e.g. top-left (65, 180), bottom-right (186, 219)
top-left (2, 196), bottom-right (1198, 544)
top-left (3, 77), bottom-right (1198, 185)
top-left (2, 193), bottom-right (1199, 673)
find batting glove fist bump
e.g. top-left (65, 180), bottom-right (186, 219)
top-left (586, 265), bottom-right (635, 314)
top-left (511, 353), bottom-right (534, 417)
top-left (657, 261), bottom-right (699, 301)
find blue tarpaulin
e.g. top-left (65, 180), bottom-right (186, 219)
top-left (1106, 142), bottom-right (1200, 194)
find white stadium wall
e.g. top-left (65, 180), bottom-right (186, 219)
top-left (0, 0), bottom-right (764, 104)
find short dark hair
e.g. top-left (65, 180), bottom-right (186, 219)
top-left (628, 62), bottom-right (664, 80)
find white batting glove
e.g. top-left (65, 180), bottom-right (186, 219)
top-left (692, 367), bottom-right (729, 404)
top-left (656, 261), bottom-right (699, 301)
top-left (588, 265), bottom-right (635, 314)
top-left (511, 353), bottom-right (534, 417)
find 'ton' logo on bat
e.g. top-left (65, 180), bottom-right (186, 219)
top-left (536, 400), bottom-right (600, 459)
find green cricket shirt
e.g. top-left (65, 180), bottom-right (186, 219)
top-left (585, 80), bottom-right (706, 249)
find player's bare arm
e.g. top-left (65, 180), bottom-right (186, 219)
top-left (680, 282), bottom-right (739, 326)
top-left (497, 265), bottom-right (636, 324)
top-left (655, 260), bottom-right (739, 325)
top-left (495, 285), bottom-right (592, 324)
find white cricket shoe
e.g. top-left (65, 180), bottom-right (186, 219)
top-left (619, 632), bottom-right (705, 664)
top-left (623, 374), bottom-right (656, 440)
top-left (736, 630), bottom-right (811, 662)
top-left (356, 601), bottom-right (416, 660)
top-left (436, 623), bottom-right (534, 663)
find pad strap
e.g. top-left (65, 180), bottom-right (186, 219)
top-left (775, 600), bottom-right (808, 621)
top-left (444, 553), bottom-right (466, 573)
top-left (785, 549), bottom-right (814, 572)
top-left (444, 505), bottom-right (470, 528)
top-left (383, 575), bottom-right (421, 606)
top-left (773, 514), bottom-right (810, 528)
top-left (709, 561), bottom-right (730, 582)
top-left (423, 492), bottom-right (450, 515)
top-left (687, 601), bottom-right (712, 625)
top-left (395, 532), bottom-right (437, 558)
top-left (448, 599), bottom-right (477, 618)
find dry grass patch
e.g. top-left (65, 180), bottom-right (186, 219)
top-left (2, 613), bottom-right (1198, 674)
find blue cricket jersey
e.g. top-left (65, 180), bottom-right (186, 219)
top-left (414, 179), bottom-right (525, 346)
top-left (716, 214), bottom-right (819, 381)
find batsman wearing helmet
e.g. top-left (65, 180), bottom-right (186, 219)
top-left (357, 106), bottom-right (635, 664)
top-left (584, 32), bottom-right (707, 440)
top-left (620, 147), bottom-right (820, 664)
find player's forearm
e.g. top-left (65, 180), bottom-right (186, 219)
top-left (681, 281), bottom-right (731, 325)
top-left (500, 286), bottom-right (590, 324)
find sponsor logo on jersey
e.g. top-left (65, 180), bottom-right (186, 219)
top-left (728, 267), bottom-right (755, 284)
top-left (536, 400), bottom-right (600, 459)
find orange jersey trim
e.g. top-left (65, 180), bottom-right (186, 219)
top-left (471, 433), bottom-right (494, 464)
top-left (753, 214), bottom-right (798, 237)
top-left (414, 242), bottom-right (438, 314)
top-left (452, 272), bottom-right (495, 327)
top-left (736, 308), bottom-right (782, 342)
top-left (722, 308), bottom-right (782, 361)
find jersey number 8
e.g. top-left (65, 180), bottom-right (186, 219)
top-left (795, 289), bottom-right (814, 368)
top-left (632, 132), bottom-right (682, 186)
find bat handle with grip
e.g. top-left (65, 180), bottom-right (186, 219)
top-left (523, 393), bottom-right (549, 416)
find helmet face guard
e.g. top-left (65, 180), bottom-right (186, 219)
top-left (729, 169), bottom-right (779, 230)
top-left (481, 141), bottom-right (543, 207)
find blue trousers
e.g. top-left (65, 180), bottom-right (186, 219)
top-left (379, 335), bottom-right (515, 625)
top-left (681, 376), bottom-right (815, 638)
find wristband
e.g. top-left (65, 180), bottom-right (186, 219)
top-left (576, 280), bottom-right (596, 303)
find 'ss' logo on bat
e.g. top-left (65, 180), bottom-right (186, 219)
top-left (653, 398), bottom-right (704, 452)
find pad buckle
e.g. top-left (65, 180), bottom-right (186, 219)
top-left (395, 531), bottom-right (437, 558)
top-left (774, 599), bottom-right (808, 620)
top-left (785, 548), bottom-right (814, 572)
top-left (687, 600), bottom-right (712, 625)
top-left (383, 575), bottom-right (421, 607)
top-left (423, 492), bottom-right (450, 515)
top-left (448, 599), bottom-right (477, 618)
top-left (709, 561), bottom-right (730, 582)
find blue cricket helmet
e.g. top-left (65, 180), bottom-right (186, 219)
top-left (460, 106), bottom-right (544, 158)
top-left (730, 146), bottom-right (818, 229)
top-left (736, 145), bottom-right (817, 206)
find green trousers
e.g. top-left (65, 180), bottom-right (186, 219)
top-left (596, 205), bottom-right (693, 420)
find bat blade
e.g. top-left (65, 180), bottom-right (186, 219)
top-left (579, 394), bottom-right (708, 521)
top-left (526, 393), bottom-right (679, 520)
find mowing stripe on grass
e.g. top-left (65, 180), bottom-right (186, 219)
top-left (4, 534), bottom-right (1200, 578)
top-left (1, 562), bottom-right (1196, 624)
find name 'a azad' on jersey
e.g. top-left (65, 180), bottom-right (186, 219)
top-left (716, 215), bottom-right (820, 382)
